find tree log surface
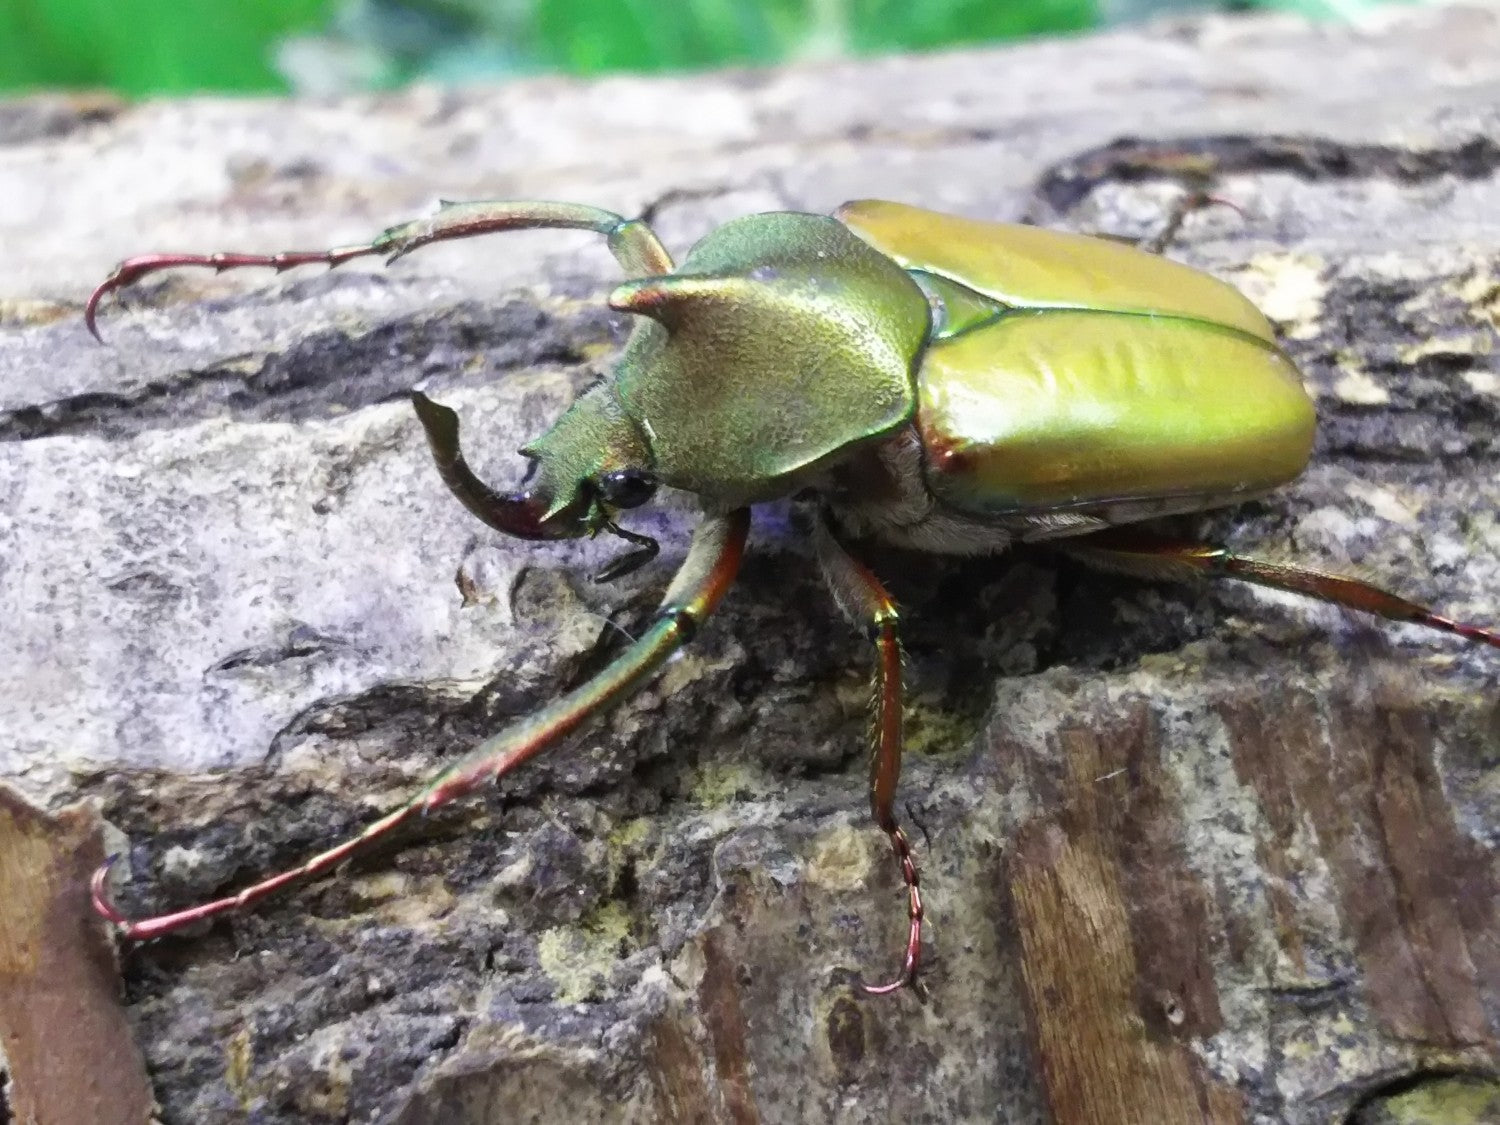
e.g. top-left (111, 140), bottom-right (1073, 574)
top-left (4, 6), bottom-right (1500, 1122)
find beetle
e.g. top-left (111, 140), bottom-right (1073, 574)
top-left (86, 197), bottom-right (1499, 995)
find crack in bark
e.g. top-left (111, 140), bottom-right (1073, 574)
top-left (0, 298), bottom-right (605, 442)
top-left (1032, 134), bottom-right (1500, 216)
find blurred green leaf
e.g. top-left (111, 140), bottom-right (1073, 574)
top-left (374, 0), bottom-right (1097, 80)
top-left (0, 0), bottom-right (1458, 97)
top-left (850, 0), bottom-right (1096, 52)
top-left (0, 0), bottom-right (338, 95)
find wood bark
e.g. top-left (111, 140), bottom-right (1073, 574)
top-left (4, 6), bottom-right (1500, 1122)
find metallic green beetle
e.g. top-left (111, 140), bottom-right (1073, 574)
top-left (87, 198), bottom-right (1498, 995)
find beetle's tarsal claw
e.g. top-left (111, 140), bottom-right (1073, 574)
top-left (84, 274), bottom-right (125, 342)
top-left (856, 966), bottom-right (930, 1002)
top-left (856, 947), bottom-right (921, 998)
top-left (1197, 192), bottom-right (1246, 222)
top-left (84, 303), bottom-right (107, 343)
top-left (856, 823), bottom-right (925, 998)
top-left (90, 854), bottom-right (128, 926)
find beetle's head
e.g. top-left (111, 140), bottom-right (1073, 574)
top-left (521, 381), bottom-right (659, 531)
top-left (413, 383), bottom-right (661, 580)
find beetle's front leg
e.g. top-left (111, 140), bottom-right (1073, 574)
top-left (86, 200), bottom-right (675, 339)
top-left (812, 517), bottom-right (924, 996)
top-left (372, 200), bottom-right (674, 275)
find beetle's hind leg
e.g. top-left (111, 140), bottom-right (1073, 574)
top-left (1082, 189), bottom-right (1243, 256)
top-left (86, 200), bottom-right (675, 339)
top-left (1061, 527), bottom-right (1500, 649)
top-left (1133, 190), bottom-right (1244, 256)
top-left (812, 518), bottom-right (925, 997)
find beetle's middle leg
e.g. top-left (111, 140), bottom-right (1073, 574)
top-left (93, 508), bottom-right (749, 940)
top-left (1061, 527), bottom-right (1500, 649)
top-left (86, 200), bottom-right (675, 339)
top-left (812, 517), bottom-right (925, 996)
top-left (1135, 190), bottom-right (1244, 255)
top-left (1083, 189), bottom-right (1241, 256)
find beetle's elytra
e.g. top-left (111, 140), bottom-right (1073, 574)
top-left (87, 198), bottom-right (1498, 995)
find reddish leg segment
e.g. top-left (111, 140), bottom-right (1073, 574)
top-left (813, 520), bottom-right (923, 996)
top-left (1065, 527), bottom-right (1500, 649)
top-left (86, 199), bottom-right (676, 340)
top-left (94, 508), bottom-right (749, 940)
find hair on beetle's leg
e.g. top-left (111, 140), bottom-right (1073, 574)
top-left (1063, 527), bottom-right (1500, 649)
top-left (86, 200), bottom-right (675, 340)
top-left (812, 517), bottom-right (924, 997)
top-left (93, 509), bottom-right (749, 941)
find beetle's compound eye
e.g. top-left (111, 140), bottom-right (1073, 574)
top-left (597, 469), bottom-right (657, 509)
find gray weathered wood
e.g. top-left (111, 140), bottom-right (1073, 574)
top-left (4, 6), bottom-right (1500, 1121)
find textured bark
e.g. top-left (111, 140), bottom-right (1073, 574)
top-left (5, 5), bottom-right (1500, 1122)
top-left (0, 786), bottom-right (155, 1124)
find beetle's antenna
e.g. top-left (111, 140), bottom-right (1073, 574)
top-left (86, 199), bottom-right (676, 341)
top-left (92, 510), bottom-right (749, 941)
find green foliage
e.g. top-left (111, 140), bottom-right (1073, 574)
top-left (0, 0), bottom-right (1453, 97)
top-left (0, 0), bottom-right (336, 95)
top-left (848, 0), bottom-right (1098, 53)
top-left (361, 0), bottom-right (1098, 80)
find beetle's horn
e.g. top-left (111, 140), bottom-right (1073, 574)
top-left (410, 392), bottom-right (563, 540)
top-left (609, 275), bottom-right (740, 327)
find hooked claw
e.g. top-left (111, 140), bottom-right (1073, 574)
top-left (856, 908), bottom-right (924, 997)
top-left (90, 853), bottom-right (129, 927)
top-left (856, 824), bottom-right (925, 997)
top-left (84, 259), bottom-right (168, 343)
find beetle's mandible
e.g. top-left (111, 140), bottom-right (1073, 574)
top-left (86, 197), bottom-right (1500, 995)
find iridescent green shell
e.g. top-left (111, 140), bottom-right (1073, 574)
top-left (837, 200), bottom-right (1316, 514)
top-left (607, 211), bottom-right (931, 504)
